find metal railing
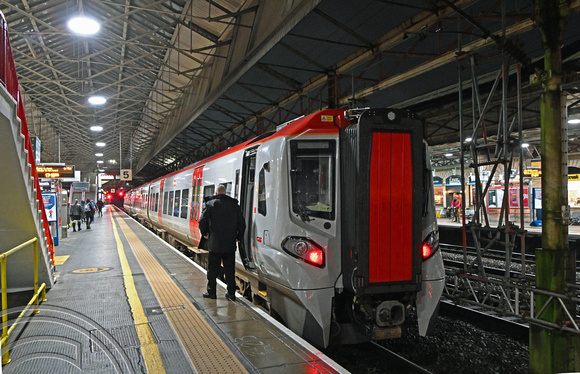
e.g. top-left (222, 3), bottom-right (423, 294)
top-left (0, 11), bottom-right (55, 262)
top-left (0, 238), bottom-right (47, 365)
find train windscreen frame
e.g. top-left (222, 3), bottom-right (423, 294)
top-left (289, 140), bottom-right (336, 221)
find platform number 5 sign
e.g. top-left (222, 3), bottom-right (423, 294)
top-left (121, 169), bottom-right (132, 181)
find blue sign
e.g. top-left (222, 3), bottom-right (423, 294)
top-left (42, 193), bottom-right (57, 222)
top-left (42, 191), bottom-right (59, 246)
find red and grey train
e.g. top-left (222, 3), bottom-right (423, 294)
top-left (125, 108), bottom-right (445, 348)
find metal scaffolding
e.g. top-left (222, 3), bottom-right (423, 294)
top-left (441, 2), bottom-right (580, 355)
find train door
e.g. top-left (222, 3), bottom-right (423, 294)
top-left (239, 148), bottom-right (257, 270)
top-left (189, 167), bottom-right (203, 244)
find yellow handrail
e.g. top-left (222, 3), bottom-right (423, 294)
top-left (0, 237), bottom-right (47, 364)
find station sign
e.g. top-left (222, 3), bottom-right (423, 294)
top-left (524, 169), bottom-right (542, 178)
top-left (37, 165), bottom-right (75, 179)
top-left (120, 169), bottom-right (132, 181)
top-left (445, 175), bottom-right (462, 186)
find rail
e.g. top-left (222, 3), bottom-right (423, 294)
top-left (0, 238), bottom-right (47, 365)
top-left (0, 11), bottom-right (54, 262)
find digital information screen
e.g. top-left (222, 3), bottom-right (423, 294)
top-left (37, 165), bottom-right (75, 179)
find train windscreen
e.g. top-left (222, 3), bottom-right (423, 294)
top-left (289, 140), bottom-right (336, 221)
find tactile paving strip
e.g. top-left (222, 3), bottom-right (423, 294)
top-left (114, 213), bottom-right (248, 374)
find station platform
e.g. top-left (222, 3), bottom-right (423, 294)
top-left (437, 216), bottom-right (580, 238)
top-left (3, 205), bottom-right (346, 374)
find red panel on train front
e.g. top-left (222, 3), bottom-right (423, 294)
top-left (369, 132), bottom-right (413, 283)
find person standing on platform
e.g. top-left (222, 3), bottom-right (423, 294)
top-left (84, 199), bottom-right (94, 229)
top-left (70, 199), bottom-right (83, 232)
top-left (96, 199), bottom-right (104, 216)
top-left (199, 184), bottom-right (245, 301)
top-left (89, 199), bottom-right (96, 223)
top-left (451, 194), bottom-right (461, 222)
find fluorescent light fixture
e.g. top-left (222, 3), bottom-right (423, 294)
top-left (521, 143), bottom-right (529, 148)
top-left (445, 153), bottom-right (453, 157)
top-left (68, 16), bottom-right (100, 35)
top-left (465, 137), bottom-right (472, 142)
top-left (90, 125), bottom-right (103, 131)
top-left (569, 119), bottom-right (580, 124)
top-left (97, 160), bottom-right (104, 164)
top-left (95, 153), bottom-right (103, 157)
top-left (99, 169), bottom-right (105, 172)
top-left (96, 142), bottom-right (106, 147)
top-left (88, 95), bottom-right (106, 105)
top-left (108, 159), bottom-right (117, 164)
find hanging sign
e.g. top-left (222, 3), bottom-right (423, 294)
top-left (120, 169), bottom-right (132, 181)
top-left (37, 165), bottom-right (75, 178)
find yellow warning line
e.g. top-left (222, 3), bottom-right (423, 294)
top-left (111, 214), bottom-right (165, 373)
top-left (112, 211), bottom-right (248, 374)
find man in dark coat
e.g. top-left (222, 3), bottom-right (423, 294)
top-left (199, 184), bottom-right (245, 300)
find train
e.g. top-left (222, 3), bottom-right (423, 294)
top-left (124, 107), bottom-right (445, 348)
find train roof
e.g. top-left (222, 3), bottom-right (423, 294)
top-left (133, 109), bottom-right (354, 189)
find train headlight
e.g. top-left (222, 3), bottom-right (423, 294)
top-left (281, 236), bottom-right (325, 268)
top-left (421, 231), bottom-right (439, 260)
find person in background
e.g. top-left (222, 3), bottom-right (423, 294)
top-left (199, 184), bottom-right (246, 301)
top-left (84, 199), bottom-right (95, 229)
top-left (89, 199), bottom-right (96, 223)
top-left (96, 199), bottom-right (104, 216)
top-left (70, 199), bottom-right (83, 232)
top-left (451, 194), bottom-right (461, 222)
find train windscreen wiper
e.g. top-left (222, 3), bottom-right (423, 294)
top-left (294, 190), bottom-right (312, 222)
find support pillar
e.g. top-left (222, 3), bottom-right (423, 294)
top-left (531, 0), bottom-right (580, 372)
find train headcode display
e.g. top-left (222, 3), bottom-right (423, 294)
top-left (37, 165), bottom-right (75, 179)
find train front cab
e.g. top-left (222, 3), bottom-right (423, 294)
top-left (338, 108), bottom-right (444, 344)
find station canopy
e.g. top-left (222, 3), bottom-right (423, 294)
top-left (2, 0), bottom-right (580, 185)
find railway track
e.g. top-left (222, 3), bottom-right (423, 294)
top-left (441, 243), bottom-right (580, 272)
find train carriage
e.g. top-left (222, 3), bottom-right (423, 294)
top-left (125, 108), bottom-right (445, 348)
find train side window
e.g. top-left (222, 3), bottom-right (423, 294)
top-left (168, 191), bottom-right (174, 216)
top-left (173, 190), bottom-right (181, 217)
top-left (204, 185), bottom-right (215, 199)
top-left (258, 168), bottom-right (266, 216)
top-left (181, 188), bottom-right (189, 219)
top-left (155, 192), bottom-right (159, 212)
top-left (163, 191), bottom-right (169, 214)
top-left (234, 170), bottom-right (240, 200)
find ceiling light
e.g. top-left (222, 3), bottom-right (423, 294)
top-left (445, 153), bottom-right (453, 157)
top-left (569, 119), bottom-right (580, 124)
top-left (95, 153), bottom-right (103, 157)
top-left (465, 137), bottom-right (472, 142)
top-left (90, 125), bottom-right (103, 131)
top-left (108, 159), bottom-right (117, 164)
top-left (88, 95), bottom-right (106, 105)
top-left (68, 16), bottom-right (100, 36)
top-left (99, 169), bottom-right (105, 172)
top-left (96, 142), bottom-right (106, 147)
top-left (97, 160), bottom-right (104, 164)
top-left (521, 143), bottom-right (529, 148)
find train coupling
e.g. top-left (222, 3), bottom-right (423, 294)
top-left (375, 300), bottom-right (405, 327)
